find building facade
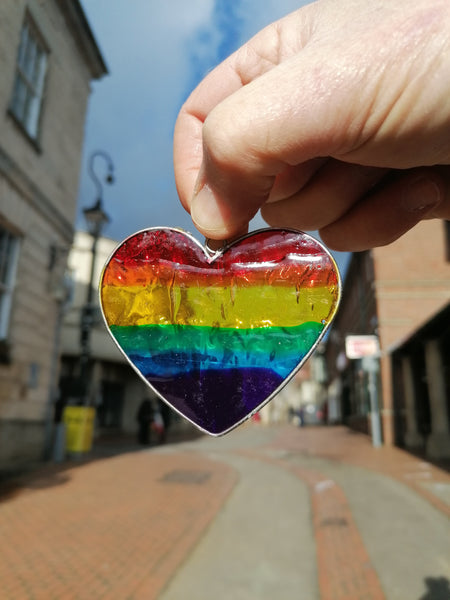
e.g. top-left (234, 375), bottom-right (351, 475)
top-left (260, 349), bottom-right (329, 426)
top-left (60, 232), bottom-right (149, 435)
top-left (326, 220), bottom-right (450, 459)
top-left (59, 232), bottom-right (196, 444)
top-left (0, 0), bottom-right (106, 470)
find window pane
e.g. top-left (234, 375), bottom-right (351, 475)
top-left (25, 51), bottom-right (47, 137)
top-left (10, 76), bottom-right (27, 121)
top-left (23, 36), bottom-right (37, 82)
top-left (25, 93), bottom-right (40, 138)
top-left (34, 50), bottom-right (47, 93)
top-left (17, 23), bottom-right (29, 67)
top-left (0, 290), bottom-right (6, 339)
top-left (10, 17), bottom-right (48, 140)
top-left (0, 230), bottom-right (6, 284)
top-left (0, 227), bottom-right (19, 340)
top-left (0, 231), bottom-right (13, 285)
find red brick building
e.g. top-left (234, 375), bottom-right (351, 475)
top-left (325, 220), bottom-right (450, 459)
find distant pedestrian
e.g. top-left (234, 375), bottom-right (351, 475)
top-left (152, 408), bottom-right (165, 444)
top-left (136, 398), bottom-right (153, 445)
top-left (298, 406), bottom-right (305, 427)
top-left (322, 402), bottom-right (329, 425)
top-left (156, 399), bottom-right (172, 444)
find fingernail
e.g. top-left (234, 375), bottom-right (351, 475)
top-left (191, 185), bottom-right (228, 233)
top-left (403, 177), bottom-right (441, 213)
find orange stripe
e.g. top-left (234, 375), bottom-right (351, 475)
top-left (102, 259), bottom-right (338, 289)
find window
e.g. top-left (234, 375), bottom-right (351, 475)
top-left (9, 15), bottom-right (48, 140)
top-left (0, 225), bottom-right (20, 341)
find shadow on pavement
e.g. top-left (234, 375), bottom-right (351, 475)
top-left (91, 427), bottom-right (204, 459)
top-left (344, 425), bottom-right (450, 474)
top-left (0, 427), bottom-right (204, 502)
top-left (418, 576), bottom-right (450, 600)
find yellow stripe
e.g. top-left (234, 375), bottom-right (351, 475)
top-left (101, 283), bottom-right (338, 328)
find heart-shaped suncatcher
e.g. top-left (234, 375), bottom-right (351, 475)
top-left (100, 228), bottom-right (340, 435)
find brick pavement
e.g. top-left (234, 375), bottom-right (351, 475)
top-left (269, 425), bottom-right (450, 518)
top-left (159, 425), bottom-right (449, 600)
top-left (266, 425), bottom-right (450, 599)
top-left (0, 450), bottom-right (237, 600)
top-left (239, 444), bottom-right (386, 600)
top-left (1, 425), bottom-right (449, 599)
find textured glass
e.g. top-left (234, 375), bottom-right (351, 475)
top-left (100, 228), bottom-right (341, 435)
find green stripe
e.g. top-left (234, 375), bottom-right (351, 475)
top-left (110, 321), bottom-right (324, 359)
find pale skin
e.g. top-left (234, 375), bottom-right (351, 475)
top-left (173, 0), bottom-right (450, 251)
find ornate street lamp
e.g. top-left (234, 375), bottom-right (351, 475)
top-left (83, 199), bottom-right (109, 304)
top-left (79, 151), bottom-right (115, 403)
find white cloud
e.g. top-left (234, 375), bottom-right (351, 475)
top-left (77, 0), bottom-right (315, 244)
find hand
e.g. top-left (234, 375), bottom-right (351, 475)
top-left (173, 0), bottom-right (450, 251)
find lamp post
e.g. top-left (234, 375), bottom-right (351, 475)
top-left (79, 151), bottom-right (114, 403)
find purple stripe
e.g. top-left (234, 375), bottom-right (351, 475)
top-left (148, 367), bottom-right (284, 435)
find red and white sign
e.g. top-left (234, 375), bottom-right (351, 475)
top-left (345, 335), bottom-right (380, 359)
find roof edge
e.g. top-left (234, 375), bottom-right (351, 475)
top-left (57, 0), bottom-right (108, 79)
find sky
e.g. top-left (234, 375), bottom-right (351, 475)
top-left (78, 0), bottom-right (349, 274)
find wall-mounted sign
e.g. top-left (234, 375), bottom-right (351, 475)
top-left (345, 335), bottom-right (380, 359)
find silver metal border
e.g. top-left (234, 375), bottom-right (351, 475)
top-left (99, 227), bottom-right (342, 436)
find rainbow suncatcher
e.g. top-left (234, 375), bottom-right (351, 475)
top-left (100, 228), bottom-right (341, 435)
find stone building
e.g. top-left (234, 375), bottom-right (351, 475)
top-left (326, 220), bottom-right (450, 459)
top-left (260, 350), bottom-right (328, 426)
top-left (59, 231), bottom-right (197, 443)
top-left (59, 232), bottom-right (151, 435)
top-left (0, 0), bottom-right (106, 469)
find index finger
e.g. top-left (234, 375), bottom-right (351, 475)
top-left (173, 9), bottom-right (307, 212)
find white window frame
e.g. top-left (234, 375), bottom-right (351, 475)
top-left (9, 14), bottom-right (48, 141)
top-left (0, 226), bottom-right (20, 340)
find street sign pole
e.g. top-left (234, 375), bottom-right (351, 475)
top-left (346, 337), bottom-right (383, 448)
top-left (367, 367), bottom-right (382, 448)
top-left (361, 356), bottom-right (382, 447)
